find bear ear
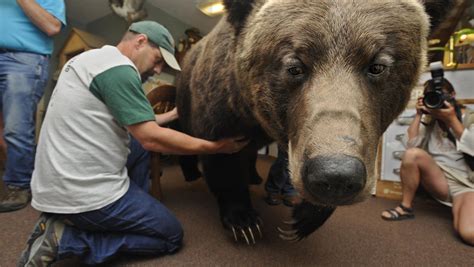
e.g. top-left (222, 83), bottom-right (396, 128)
top-left (223, 0), bottom-right (255, 34)
top-left (421, 0), bottom-right (464, 34)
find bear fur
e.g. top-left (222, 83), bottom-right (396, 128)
top-left (176, 0), bottom-right (454, 241)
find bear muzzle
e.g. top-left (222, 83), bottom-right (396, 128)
top-left (302, 155), bottom-right (366, 206)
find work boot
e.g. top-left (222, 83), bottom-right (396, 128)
top-left (0, 185), bottom-right (31, 212)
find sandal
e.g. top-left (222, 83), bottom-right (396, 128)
top-left (381, 204), bottom-right (415, 221)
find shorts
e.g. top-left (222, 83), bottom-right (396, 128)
top-left (435, 164), bottom-right (474, 207)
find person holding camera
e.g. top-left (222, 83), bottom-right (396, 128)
top-left (381, 77), bottom-right (474, 246)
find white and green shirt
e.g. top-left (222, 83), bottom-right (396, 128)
top-left (31, 45), bottom-right (155, 214)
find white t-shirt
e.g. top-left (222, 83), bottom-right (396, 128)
top-left (31, 46), bottom-right (155, 214)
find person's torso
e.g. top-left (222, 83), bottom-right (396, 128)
top-left (0, 0), bottom-right (66, 55)
top-left (428, 120), bottom-right (469, 173)
top-left (31, 45), bottom-right (142, 214)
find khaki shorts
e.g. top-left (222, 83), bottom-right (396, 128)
top-left (436, 164), bottom-right (474, 206)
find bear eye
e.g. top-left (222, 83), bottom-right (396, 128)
top-left (368, 64), bottom-right (386, 75)
top-left (288, 66), bottom-right (305, 75)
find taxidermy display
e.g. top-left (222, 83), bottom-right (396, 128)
top-left (175, 0), bottom-right (459, 244)
top-left (109, 0), bottom-right (147, 23)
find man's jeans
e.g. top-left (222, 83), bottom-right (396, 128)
top-left (265, 146), bottom-right (297, 196)
top-left (0, 51), bottom-right (49, 189)
top-left (56, 138), bottom-right (183, 265)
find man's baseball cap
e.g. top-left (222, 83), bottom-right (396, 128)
top-left (129, 20), bottom-right (181, 71)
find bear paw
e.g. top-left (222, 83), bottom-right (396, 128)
top-left (221, 207), bottom-right (263, 245)
top-left (278, 200), bottom-right (336, 241)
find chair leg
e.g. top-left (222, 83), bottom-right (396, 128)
top-left (150, 152), bottom-right (163, 200)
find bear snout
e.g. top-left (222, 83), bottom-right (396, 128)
top-left (302, 155), bottom-right (366, 206)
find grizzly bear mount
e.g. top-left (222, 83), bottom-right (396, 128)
top-left (175, 0), bottom-right (453, 244)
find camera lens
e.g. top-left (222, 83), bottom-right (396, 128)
top-left (423, 91), bottom-right (444, 109)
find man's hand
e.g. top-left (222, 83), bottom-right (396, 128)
top-left (155, 107), bottom-right (178, 125)
top-left (212, 137), bottom-right (249, 154)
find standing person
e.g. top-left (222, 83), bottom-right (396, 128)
top-left (381, 78), bottom-right (474, 246)
top-left (264, 145), bottom-right (301, 207)
top-left (18, 21), bottom-right (249, 266)
top-left (0, 0), bottom-right (66, 212)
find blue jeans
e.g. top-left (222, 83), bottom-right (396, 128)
top-left (0, 51), bottom-right (49, 189)
top-left (55, 138), bottom-right (183, 265)
top-left (265, 146), bottom-right (297, 196)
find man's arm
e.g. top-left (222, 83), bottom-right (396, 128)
top-left (127, 121), bottom-right (248, 155)
top-left (17, 0), bottom-right (62, 36)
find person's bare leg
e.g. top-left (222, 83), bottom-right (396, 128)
top-left (382, 148), bottom-right (449, 219)
top-left (452, 192), bottom-right (474, 246)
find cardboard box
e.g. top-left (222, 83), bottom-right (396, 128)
top-left (375, 179), bottom-right (403, 201)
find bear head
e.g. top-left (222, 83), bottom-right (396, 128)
top-left (224, 0), bottom-right (452, 206)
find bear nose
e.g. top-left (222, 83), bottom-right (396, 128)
top-left (302, 155), bottom-right (366, 205)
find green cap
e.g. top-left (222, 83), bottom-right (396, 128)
top-left (129, 20), bottom-right (181, 71)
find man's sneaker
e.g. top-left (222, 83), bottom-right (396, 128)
top-left (0, 185), bottom-right (31, 212)
top-left (18, 214), bottom-right (64, 267)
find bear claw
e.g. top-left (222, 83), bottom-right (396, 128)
top-left (277, 227), bottom-right (300, 242)
top-left (278, 200), bottom-right (336, 241)
top-left (230, 223), bottom-right (263, 245)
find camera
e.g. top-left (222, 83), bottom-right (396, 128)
top-left (422, 61), bottom-right (451, 109)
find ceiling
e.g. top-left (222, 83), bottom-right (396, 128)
top-left (66, 0), bottom-right (221, 33)
top-left (65, 0), bottom-right (474, 34)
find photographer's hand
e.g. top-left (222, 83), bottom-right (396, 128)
top-left (429, 101), bottom-right (464, 139)
top-left (416, 96), bottom-right (428, 115)
top-left (428, 101), bottom-right (456, 124)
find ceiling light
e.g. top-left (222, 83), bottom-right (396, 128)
top-left (197, 0), bottom-right (225, 17)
